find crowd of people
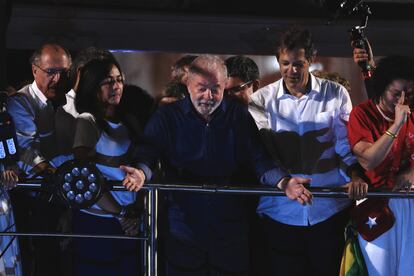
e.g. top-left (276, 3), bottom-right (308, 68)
top-left (0, 25), bottom-right (413, 276)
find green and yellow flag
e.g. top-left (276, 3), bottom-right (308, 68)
top-left (339, 222), bottom-right (368, 276)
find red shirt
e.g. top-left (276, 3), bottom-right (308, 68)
top-left (348, 99), bottom-right (414, 189)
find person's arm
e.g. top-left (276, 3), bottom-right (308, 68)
top-left (333, 86), bottom-right (369, 199)
top-left (7, 94), bottom-right (53, 174)
top-left (352, 92), bottom-right (410, 170)
top-left (241, 104), bottom-right (313, 205)
top-left (121, 108), bottom-right (168, 191)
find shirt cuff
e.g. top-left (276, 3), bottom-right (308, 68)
top-left (135, 163), bottom-right (153, 182)
top-left (260, 167), bottom-right (290, 187)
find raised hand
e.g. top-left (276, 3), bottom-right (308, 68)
top-left (394, 91), bottom-right (410, 128)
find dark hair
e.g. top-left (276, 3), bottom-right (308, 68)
top-left (312, 70), bottom-right (351, 92)
top-left (75, 58), bottom-right (123, 131)
top-left (68, 47), bottom-right (115, 88)
top-left (225, 55), bottom-right (260, 82)
top-left (29, 43), bottom-right (72, 66)
top-left (158, 81), bottom-right (188, 104)
top-left (371, 55), bottom-right (414, 103)
top-left (120, 84), bottom-right (155, 127)
top-left (171, 55), bottom-right (198, 82)
top-left (276, 26), bottom-right (317, 61)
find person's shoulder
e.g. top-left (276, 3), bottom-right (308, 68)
top-left (351, 99), bottom-right (373, 117)
top-left (225, 97), bottom-right (249, 113)
top-left (251, 80), bottom-right (281, 104)
top-left (316, 77), bottom-right (351, 103)
top-left (10, 84), bottom-right (31, 98)
top-left (77, 112), bottom-right (96, 122)
top-left (7, 85), bottom-right (32, 107)
top-left (255, 80), bottom-right (280, 96)
top-left (155, 99), bottom-right (183, 115)
top-left (318, 77), bottom-right (347, 92)
top-left (354, 99), bottom-right (373, 111)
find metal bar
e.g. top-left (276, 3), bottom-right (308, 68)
top-left (148, 187), bottom-right (157, 276)
top-left (140, 184), bottom-right (414, 198)
top-left (0, 236), bottom-right (16, 259)
top-left (16, 180), bottom-right (414, 198)
top-left (0, 232), bottom-right (148, 240)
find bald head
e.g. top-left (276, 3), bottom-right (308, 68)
top-left (30, 44), bottom-right (71, 67)
top-left (31, 43), bottom-right (71, 100)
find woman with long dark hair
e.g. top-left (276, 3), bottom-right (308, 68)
top-left (72, 58), bottom-right (142, 275)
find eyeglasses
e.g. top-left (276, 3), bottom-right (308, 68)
top-left (99, 76), bottom-right (124, 87)
top-left (225, 81), bottom-right (253, 94)
top-left (33, 64), bottom-right (68, 77)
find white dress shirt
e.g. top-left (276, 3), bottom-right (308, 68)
top-left (249, 74), bottom-right (356, 226)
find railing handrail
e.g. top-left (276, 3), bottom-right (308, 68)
top-left (14, 180), bottom-right (414, 198)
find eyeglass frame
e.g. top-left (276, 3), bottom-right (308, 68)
top-left (224, 80), bottom-right (254, 95)
top-left (33, 63), bottom-right (69, 77)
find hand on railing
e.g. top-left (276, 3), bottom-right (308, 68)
top-left (120, 166), bottom-right (145, 192)
top-left (280, 177), bottom-right (313, 205)
top-left (118, 217), bottom-right (140, 236)
top-left (394, 167), bottom-right (414, 193)
top-left (1, 165), bottom-right (19, 190)
top-left (115, 203), bottom-right (142, 236)
top-left (342, 176), bottom-right (368, 200)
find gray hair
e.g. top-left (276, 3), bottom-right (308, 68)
top-left (188, 54), bottom-right (228, 81)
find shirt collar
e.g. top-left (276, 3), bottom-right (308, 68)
top-left (277, 73), bottom-right (320, 99)
top-left (66, 89), bottom-right (76, 99)
top-left (31, 81), bottom-right (48, 105)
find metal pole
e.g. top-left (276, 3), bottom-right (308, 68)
top-left (16, 181), bottom-right (414, 198)
top-left (0, 232), bottom-right (147, 240)
top-left (147, 187), bottom-right (157, 276)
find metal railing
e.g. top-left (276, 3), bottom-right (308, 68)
top-left (3, 180), bottom-right (414, 275)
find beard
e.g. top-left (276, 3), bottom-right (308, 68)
top-left (193, 99), bottom-right (221, 117)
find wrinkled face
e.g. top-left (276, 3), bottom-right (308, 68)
top-left (187, 70), bottom-right (226, 118)
top-left (278, 48), bottom-right (311, 93)
top-left (225, 76), bottom-right (254, 105)
top-left (98, 65), bottom-right (124, 106)
top-left (32, 47), bottom-right (71, 100)
top-left (380, 78), bottom-right (414, 112)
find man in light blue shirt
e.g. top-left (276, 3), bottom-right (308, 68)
top-left (249, 27), bottom-right (367, 276)
top-left (7, 43), bottom-right (71, 276)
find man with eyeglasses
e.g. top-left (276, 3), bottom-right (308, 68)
top-left (225, 55), bottom-right (260, 106)
top-left (248, 27), bottom-right (368, 275)
top-left (7, 43), bottom-right (71, 276)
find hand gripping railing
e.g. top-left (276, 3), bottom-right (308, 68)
top-left (4, 179), bottom-right (414, 276)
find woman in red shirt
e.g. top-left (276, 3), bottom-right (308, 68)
top-left (348, 55), bottom-right (414, 276)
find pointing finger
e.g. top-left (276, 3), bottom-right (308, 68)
top-left (398, 91), bottom-right (405, 105)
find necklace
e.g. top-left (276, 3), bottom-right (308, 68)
top-left (376, 104), bottom-right (394, 122)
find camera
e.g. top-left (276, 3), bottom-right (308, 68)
top-left (328, 0), bottom-right (373, 79)
top-left (349, 26), bottom-right (373, 79)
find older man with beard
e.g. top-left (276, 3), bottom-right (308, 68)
top-left (120, 54), bottom-right (304, 275)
